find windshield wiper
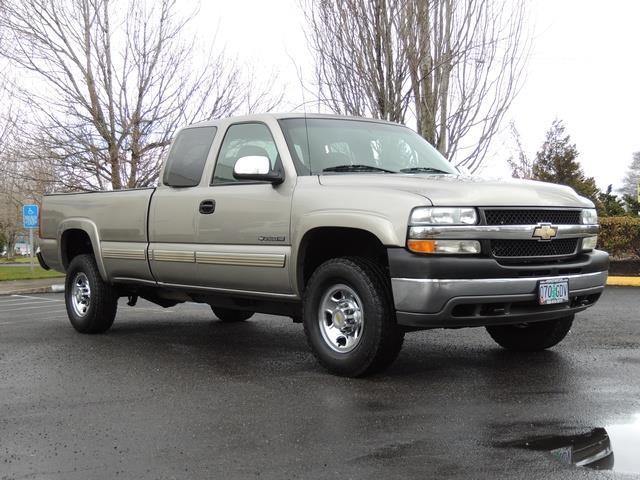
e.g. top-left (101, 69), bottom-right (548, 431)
top-left (400, 167), bottom-right (452, 174)
top-left (322, 164), bottom-right (396, 174)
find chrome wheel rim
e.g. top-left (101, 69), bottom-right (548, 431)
top-left (318, 284), bottom-right (364, 353)
top-left (71, 272), bottom-right (91, 317)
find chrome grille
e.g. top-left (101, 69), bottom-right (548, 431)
top-left (484, 209), bottom-right (581, 225)
top-left (491, 239), bottom-right (579, 258)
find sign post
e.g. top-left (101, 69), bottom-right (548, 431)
top-left (23, 204), bottom-right (39, 273)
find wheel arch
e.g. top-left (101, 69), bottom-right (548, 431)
top-left (294, 225), bottom-right (391, 296)
top-left (58, 218), bottom-right (108, 281)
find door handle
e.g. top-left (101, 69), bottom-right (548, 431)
top-left (199, 199), bottom-right (216, 214)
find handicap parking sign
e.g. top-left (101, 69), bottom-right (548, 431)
top-left (23, 204), bottom-right (39, 229)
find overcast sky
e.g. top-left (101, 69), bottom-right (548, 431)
top-left (190, 0), bottom-right (639, 192)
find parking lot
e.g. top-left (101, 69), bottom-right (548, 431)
top-left (1, 287), bottom-right (639, 479)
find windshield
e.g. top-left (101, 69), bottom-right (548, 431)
top-left (278, 118), bottom-right (457, 176)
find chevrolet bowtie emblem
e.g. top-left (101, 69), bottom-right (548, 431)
top-left (532, 223), bottom-right (558, 241)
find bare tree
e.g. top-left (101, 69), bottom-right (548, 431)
top-left (304, 0), bottom-right (410, 123)
top-left (0, 0), bottom-right (280, 191)
top-left (620, 152), bottom-right (640, 199)
top-left (0, 109), bottom-right (33, 260)
top-left (303, 0), bottom-right (529, 172)
top-left (506, 121), bottom-right (533, 179)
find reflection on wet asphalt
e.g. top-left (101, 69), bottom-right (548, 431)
top-left (1, 287), bottom-right (639, 479)
top-left (500, 414), bottom-right (640, 474)
top-left (501, 428), bottom-right (613, 470)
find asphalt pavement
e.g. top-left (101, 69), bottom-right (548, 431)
top-left (1, 287), bottom-right (639, 480)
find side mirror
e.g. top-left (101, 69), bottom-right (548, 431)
top-left (233, 156), bottom-right (284, 184)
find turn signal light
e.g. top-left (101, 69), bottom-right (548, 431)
top-left (407, 239), bottom-right (481, 254)
top-left (407, 239), bottom-right (436, 253)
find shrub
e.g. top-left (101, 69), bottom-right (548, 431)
top-left (598, 216), bottom-right (640, 258)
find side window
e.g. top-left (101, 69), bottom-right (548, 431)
top-left (163, 126), bottom-right (217, 187)
top-left (213, 123), bottom-right (279, 184)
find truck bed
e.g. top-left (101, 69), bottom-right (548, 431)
top-left (39, 188), bottom-right (156, 278)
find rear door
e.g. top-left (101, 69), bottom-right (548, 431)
top-left (148, 125), bottom-right (218, 286)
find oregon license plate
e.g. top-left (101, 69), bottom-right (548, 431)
top-left (538, 278), bottom-right (569, 305)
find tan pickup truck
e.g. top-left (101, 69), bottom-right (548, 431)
top-left (38, 114), bottom-right (609, 376)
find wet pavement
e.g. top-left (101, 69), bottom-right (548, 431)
top-left (1, 287), bottom-right (639, 479)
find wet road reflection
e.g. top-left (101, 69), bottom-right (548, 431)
top-left (501, 413), bottom-right (640, 474)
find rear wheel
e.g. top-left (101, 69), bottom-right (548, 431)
top-left (303, 257), bottom-right (404, 377)
top-left (65, 254), bottom-right (118, 334)
top-left (211, 307), bottom-right (254, 322)
top-left (486, 315), bottom-right (574, 351)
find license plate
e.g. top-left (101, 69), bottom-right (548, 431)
top-left (538, 278), bottom-right (569, 305)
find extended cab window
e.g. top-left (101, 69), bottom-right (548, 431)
top-left (213, 123), bottom-right (278, 184)
top-left (163, 126), bottom-right (217, 187)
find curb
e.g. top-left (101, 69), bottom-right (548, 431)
top-left (0, 284), bottom-right (65, 296)
top-left (607, 276), bottom-right (640, 287)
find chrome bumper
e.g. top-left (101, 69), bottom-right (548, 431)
top-left (392, 270), bottom-right (608, 328)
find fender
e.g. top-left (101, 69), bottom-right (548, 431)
top-left (291, 210), bottom-right (401, 295)
top-left (58, 218), bottom-right (108, 282)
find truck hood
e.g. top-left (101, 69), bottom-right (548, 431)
top-left (318, 174), bottom-right (594, 208)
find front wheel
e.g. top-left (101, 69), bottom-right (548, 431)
top-left (303, 257), bottom-right (404, 377)
top-left (65, 254), bottom-right (118, 334)
top-left (486, 315), bottom-right (574, 351)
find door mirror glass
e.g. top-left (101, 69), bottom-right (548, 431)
top-left (234, 155), bottom-right (271, 175)
top-left (233, 155), bottom-right (284, 184)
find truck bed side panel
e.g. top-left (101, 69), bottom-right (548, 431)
top-left (41, 189), bottom-right (155, 282)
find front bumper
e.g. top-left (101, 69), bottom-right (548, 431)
top-left (389, 249), bottom-right (609, 328)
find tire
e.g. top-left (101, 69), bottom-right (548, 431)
top-left (303, 257), bottom-right (404, 377)
top-left (486, 315), bottom-right (574, 351)
top-left (211, 307), bottom-right (254, 322)
top-left (64, 254), bottom-right (118, 334)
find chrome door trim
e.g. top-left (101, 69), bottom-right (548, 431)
top-left (102, 248), bottom-right (147, 261)
top-left (195, 252), bottom-right (285, 268)
top-left (151, 250), bottom-right (196, 263)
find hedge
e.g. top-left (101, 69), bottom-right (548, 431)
top-left (598, 216), bottom-right (640, 258)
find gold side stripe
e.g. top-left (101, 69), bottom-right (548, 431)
top-left (196, 252), bottom-right (286, 268)
top-left (152, 250), bottom-right (195, 263)
top-left (103, 249), bottom-right (147, 261)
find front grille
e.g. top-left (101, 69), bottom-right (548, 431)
top-left (484, 209), bottom-right (581, 225)
top-left (491, 238), bottom-right (578, 258)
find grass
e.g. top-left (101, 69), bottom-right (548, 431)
top-left (0, 256), bottom-right (34, 264)
top-left (0, 265), bottom-right (64, 281)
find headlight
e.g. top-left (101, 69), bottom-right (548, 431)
top-left (580, 209), bottom-right (598, 225)
top-left (410, 207), bottom-right (478, 225)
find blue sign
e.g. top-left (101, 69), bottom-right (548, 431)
top-left (23, 204), bottom-right (39, 229)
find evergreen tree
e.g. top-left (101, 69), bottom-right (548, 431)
top-left (598, 185), bottom-right (626, 216)
top-left (532, 120), bottom-right (600, 203)
top-left (622, 194), bottom-right (640, 217)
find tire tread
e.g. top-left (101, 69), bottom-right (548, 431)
top-left (303, 256), bottom-right (404, 377)
top-left (65, 254), bottom-right (117, 334)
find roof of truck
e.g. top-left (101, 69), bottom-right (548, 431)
top-left (189, 112), bottom-right (402, 128)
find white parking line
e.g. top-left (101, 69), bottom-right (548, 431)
top-left (0, 315), bottom-right (68, 325)
top-left (10, 294), bottom-right (64, 302)
top-left (129, 307), bottom-right (173, 314)
top-left (0, 300), bottom-right (61, 308)
top-left (0, 304), bottom-right (68, 313)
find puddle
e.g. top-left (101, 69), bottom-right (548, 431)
top-left (501, 414), bottom-right (640, 474)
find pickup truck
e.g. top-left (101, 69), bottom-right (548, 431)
top-left (38, 113), bottom-right (609, 377)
